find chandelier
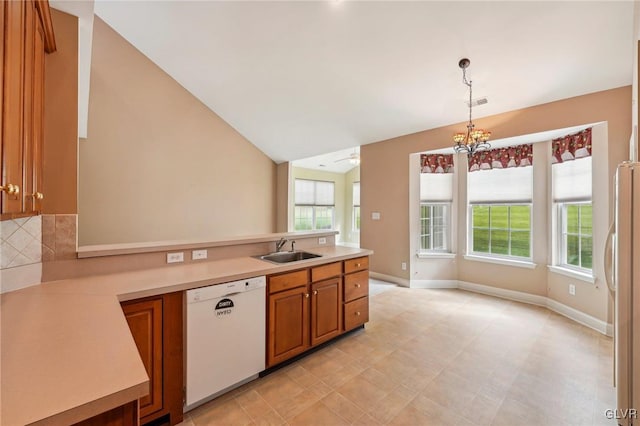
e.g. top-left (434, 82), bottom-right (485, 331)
top-left (453, 58), bottom-right (491, 155)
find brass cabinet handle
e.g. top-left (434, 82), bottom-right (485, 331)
top-left (313, 290), bottom-right (318, 295)
top-left (356, 311), bottom-right (361, 316)
top-left (30, 192), bottom-right (44, 200)
top-left (355, 263), bottom-right (361, 267)
top-left (1, 183), bottom-right (20, 195)
top-left (355, 283), bottom-right (361, 288)
top-left (305, 293), bottom-right (310, 298)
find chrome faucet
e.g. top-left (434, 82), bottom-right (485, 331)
top-left (276, 238), bottom-right (288, 252)
top-left (290, 240), bottom-right (296, 252)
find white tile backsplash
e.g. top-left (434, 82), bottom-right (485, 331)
top-left (1, 216), bottom-right (42, 269)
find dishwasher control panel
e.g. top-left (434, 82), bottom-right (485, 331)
top-left (187, 276), bottom-right (266, 303)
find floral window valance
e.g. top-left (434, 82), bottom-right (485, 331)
top-left (420, 153), bottom-right (454, 174)
top-left (551, 128), bottom-right (592, 164)
top-left (468, 144), bottom-right (533, 172)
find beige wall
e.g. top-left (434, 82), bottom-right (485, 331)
top-left (79, 18), bottom-right (276, 245)
top-left (361, 86), bottom-right (631, 322)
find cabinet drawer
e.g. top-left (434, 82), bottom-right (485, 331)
top-left (344, 256), bottom-right (368, 274)
top-left (344, 270), bottom-right (368, 302)
top-left (344, 297), bottom-right (369, 331)
top-left (311, 262), bottom-right (342, 282)
top-left (268, 269), bottom-right (309, 294)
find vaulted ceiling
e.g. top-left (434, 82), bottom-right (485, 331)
top-left (93, 1), bottom-right (633, 163)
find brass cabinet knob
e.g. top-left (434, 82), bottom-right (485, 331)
top-left (356, 263), bottom-right (361, 267)
top-left (356, 311), bottom-right (361, 316)
top-left (313, 290), bottom-right (318, 295)
top-left (355, 283), bottom-right (361, 288)
top-left (1, 183), bottom-right (19, 195)
top-left (305, 293), bottom-right (310, 298)
top-left (30, 192), bottom-right (44, 200)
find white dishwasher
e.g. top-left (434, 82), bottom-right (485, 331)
top-left (185, 276), bottom-right (266, 411)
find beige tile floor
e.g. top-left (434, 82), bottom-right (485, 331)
top-left (180, 285), bottom-right (616, 426)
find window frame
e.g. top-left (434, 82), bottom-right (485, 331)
top-left (419, 201), bottom-right (451, 254)
top-left (557, 201), bottom-right (593, 273)
top-left (352, 182), bottom-right (360, 232)
top-left (468, 202), bottom-right (533, 261)
top-left (293, 179), bottom-right (336, 231)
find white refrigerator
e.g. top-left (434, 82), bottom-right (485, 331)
top-left (614, 161), bottom-right (640, 426)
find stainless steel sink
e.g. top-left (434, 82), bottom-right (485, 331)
top-left (257, 251), bottom-right (322, 264)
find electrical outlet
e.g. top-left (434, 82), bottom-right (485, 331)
top-left (167, 252), bottom-right (184, 263)
top-left (401, 262), bottom-right (407, 270)
top-left (319, 237), bottom-right (327, 245)
top-left (192, 249), bottom-right (207, 260)
top-left (569, 284), bottom-right (576, 295)
top-left (372, 212), bottom-right (381, 220)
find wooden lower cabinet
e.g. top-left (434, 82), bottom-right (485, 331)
top-left (122, 299), bottom-right (163, 418)
top-left (310, 277), bottom-right (342, 346)
top-left (72, 400), bottom-right (139, 426)
top-left (267, 284), bottom-right (310, 367)
top-left (121, 292), bottom-right (184, 426)
top-left (343, 257), bottom-right (369, 331)
top-left (267, 258), bottom-right (367, 368)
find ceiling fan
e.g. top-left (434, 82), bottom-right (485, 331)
top-left (334, 150), bottom-right (361, 165)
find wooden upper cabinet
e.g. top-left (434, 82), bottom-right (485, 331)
top-left (2, 1), bottom-right (26, 215)
top-left (1, 0), bottom-right (55, 219)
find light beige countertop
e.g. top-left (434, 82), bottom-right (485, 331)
top-left (1, 245), bottom-right (372, 425)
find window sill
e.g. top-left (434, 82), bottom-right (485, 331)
top-left (417, 252), bottom-right (456, 259)
top-left (547, 265), bottom-right (595, 284)
top-left (463, 254), bottom-right (537, 269)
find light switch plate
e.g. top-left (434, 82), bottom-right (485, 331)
top-left (372, 212), bottom-right (381, 220)
top-left (192, 249), bottom-right (207, 260)
top-left (167, 252), bottom-right (184, 263)
top-left (319, 237), bottom-right (327, 245)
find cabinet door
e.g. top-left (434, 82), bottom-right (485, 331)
top-left (122, 298), bottom-right (163, 419)
top-left (268, 285), bottom-right (309, 367)
top-left (311, 277), bottom-right (342, 346)
top-left (27, 2), bottom-right (45, 213)
top-left (22, 1), bottom-right (35, 213)
top-left (2, 1), bottom-right (26, 214)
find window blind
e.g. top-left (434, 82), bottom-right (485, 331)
top-left (294, 179), bottom-right (335, 205)
top-left (353, 182), bottom-right (360, 205)
top-left (552, 156), bottom-right (592, 202)
top-left (468, 166), bottom-right (532, 203)
top-left (420, 173), bottom-right (453, 202)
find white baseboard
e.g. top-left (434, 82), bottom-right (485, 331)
top-left (546, 298), bottom-right (612, 336)
top-left (369, 272), bottom-right (410, 288)
top-left (404, 278), bottom-right (612, 336)
top-left (458, 280), bottom-right (547, 307)
top-left (410, 279), bottom-right (459, 289)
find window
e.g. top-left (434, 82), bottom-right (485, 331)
top-left (471, 204), bottom-right (531, 258)
top-left (468, 166), bottom-right (533, 260)
top-left (294, 179), bottom-right (335, 231)
top-left (553, 157), bottom-right (592, 272)
top-left (419, 170), bottom-right (453, 253)
top-left (559, 203), bottom-right (592, 270)
top-left (420, 203), bottom-right (450, 251)
top-left (352, 182), bottom-right (360, 231)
